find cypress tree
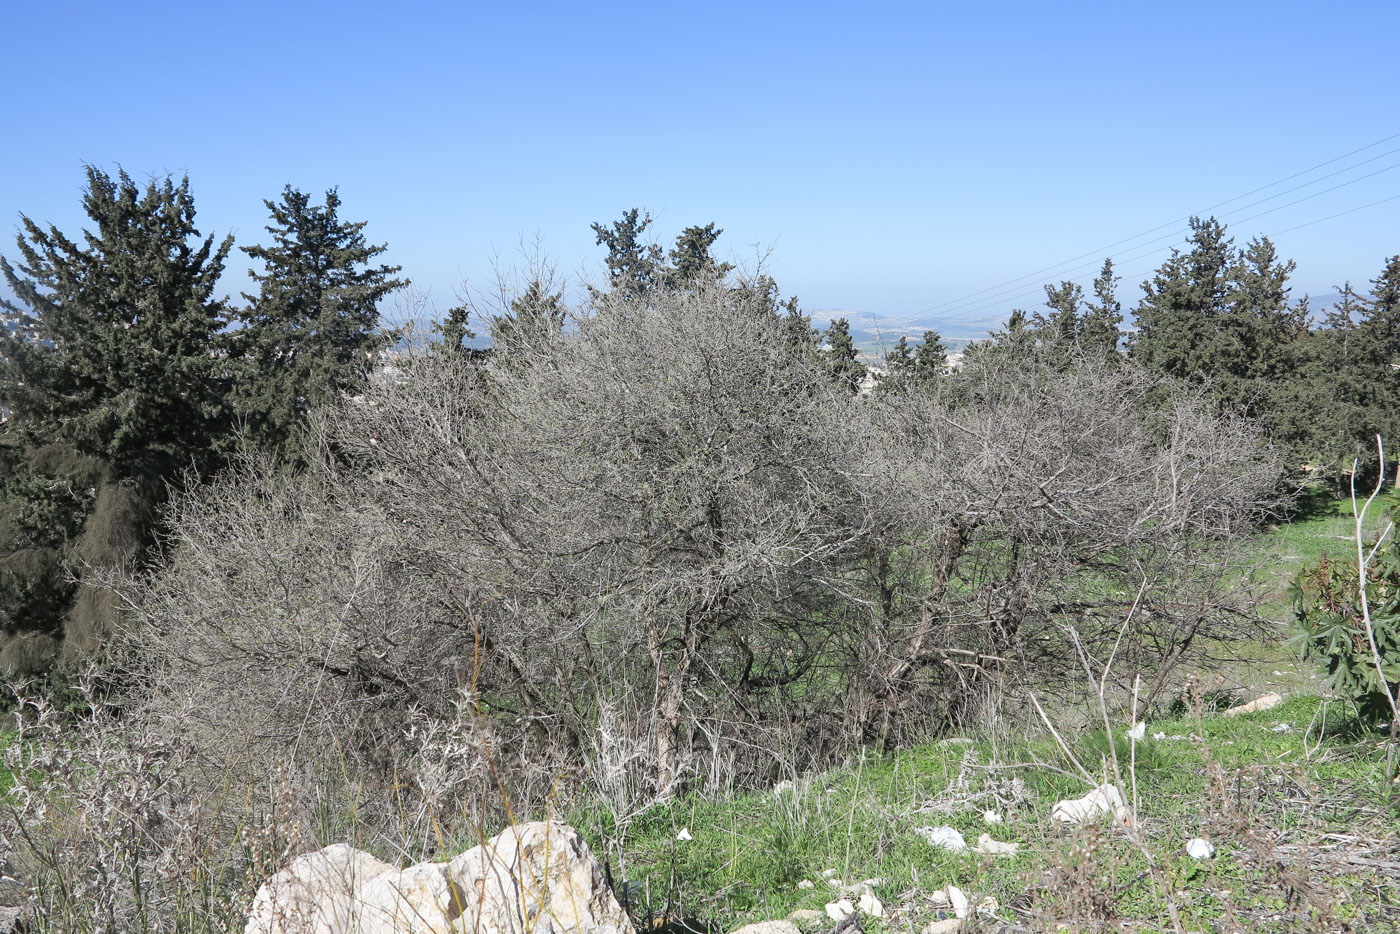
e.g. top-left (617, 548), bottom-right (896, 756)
top-left (491, 279), bottom-right (566, 362)
top-left (0, 167), bottom-right (232, 661)
top-left (1357, 255), bottom-right (1400, 457)
top-left (1130, 216), bottom-right (1234, 382)
top-left (592, 209), bottom-right (665, 297)
top-left (886, 335), bottom-right (913, 371)
top-left (1038, 281), bottom-right (1083, 341)
top-left (913, 330), bottom-right (948, 380)
top-left (1081, 259), bottom-right (1123, 355)
top-left (822, 317), bottom-right (867, 392)
top-left (233, 186), bottom-right (406, 455)
top-left (665, 223), bottom-right (734, 288)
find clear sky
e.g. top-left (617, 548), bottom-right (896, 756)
top-left (2, 0), bottom-right (1397, 334)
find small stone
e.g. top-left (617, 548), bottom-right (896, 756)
top-left (1152, 731), bottom-right (1167, 741)
top-left (1271, 722), bottom-right (1293, 733)
top-left (923, 920), bottom-right (962, 933)
top-left (796, 879), bottom-right (815, 890)
top-left (788, 910), bottom-right (823, 925)
top-left (1051, 783), bottom-right (1124, 824)
top-left (982, 809), bottom-right (1002, 824)
top-left (1186, 837), bottom-right (1215, 860)
top-left (857, 890), bottom-right (884, 917)
top-left (0, 907), bottom-right (27, 934)
top-left (973, 833), bottom-right (1019, 857)
top-left (730, 922), bottom-right (800, 934)
top-left (914, 825), bottom-right (967, 850)
top-left (676, 828), bottom-right (693, 841)
top-left (825, 899), bottom-right (855, 921)
top-left (1224, 692), bottom-right (1283, 716)
top-left (948, 885), bottom-right (970, 920)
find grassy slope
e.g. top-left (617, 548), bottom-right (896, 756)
top-left (580, 489), bottom-right (1400, 932)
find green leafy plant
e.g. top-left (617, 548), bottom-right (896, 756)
top-left (1291, 527), bottom-right (1400, 723)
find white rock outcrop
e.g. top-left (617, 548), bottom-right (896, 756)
top-left (246, 822), bottom-right (634, 934)
top-left (246, 843), bottom-right (395, 934)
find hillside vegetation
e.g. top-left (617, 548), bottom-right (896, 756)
top-left (0, 180), bottom-right (1398, 932)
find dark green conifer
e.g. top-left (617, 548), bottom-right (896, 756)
top-left (0, 167), bottom-right (232, 661)
top-left (1080, 259), bottom-right (1123, 354)
top-left (233, 186), bottom-right (406, 455)
top-left (1130, 216), bottom-right (1234, 382)
top-left (913, 330), bottom-right (948, 380)
top-left (822, 317), bottom-right (867, 392)
top-left (1038, 281), bottom-right (1083, 341)
top-left (887, 335), bottom-right (913, 371)
top-left (665, 224), bottom-right (734, 288)
top-left (592, 209), bottom-right (665, 297)
top-left (491, 279), bottom-right (566, 361)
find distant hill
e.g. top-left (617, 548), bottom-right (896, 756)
top-left (807, 309), bottom-right (997, 358)
top-left (810, 289), bottom-right (1354, 362)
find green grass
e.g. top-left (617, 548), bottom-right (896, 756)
top-left (1251, 482), bottom-right (1400, 620)
top-left (577, 695), bottom-right (1395, 932)
top-left (0, 731), bottom-right (12, 799)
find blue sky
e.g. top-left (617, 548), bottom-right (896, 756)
top-left (2, 0), bottom-right (1397, 334)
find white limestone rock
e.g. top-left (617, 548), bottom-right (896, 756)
top-left (245, 843), bottom-right (395, 934)
top-left (1050, 782), bottom-right (1126, 825)
top-left (443, 821), bottom-right (633, 934)
top-left (1224, 692), bottom-right (1283, 717)
top-left (245, 822), bottom-right (632, 934)
top-left (730, 923), bottom-right (800, 934)
top-left (914, 825), bottom-right (967, 851)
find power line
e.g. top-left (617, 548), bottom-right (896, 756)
top-left (914, 129), bottom-right (1400, 318)
top-left (941, 191), bottom-right (1400, 327)
top-left (931, 157), bottom-right (1400, 321)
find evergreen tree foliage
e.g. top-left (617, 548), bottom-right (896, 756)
top-left (1354, 256), bottom-right (1400, 456)
top-left (821, 317), bottom-right (867, 391)
top-left (591, 208), bottom-right (665, 297)
top-left (233, 186), bottom-right (406, 455)
top-left (592, 209), bottom-right (737, 300)
top-left (1081, 258), bottom-right (1123, 354)
top-left (0, 168), bottom-right (233, 474)
top-left (886, 335), bottom-right (913, 371)
top-left (1129, 219), bottom-right (1316, 447)
top-left (490, 279), bottom-right (566, 361)
top-left (1037, 280), bottom-right (1083, 341)
top-left (1130, 216), bottom-right (1235, 382)
top-left (1359, 255), bottom-right (1400, 369)
top-left (912, 330), bottom-right (948, 381)
top-left (1219, 236), bottom-right (1303, 398)
top-left (432, 304), bottom-right (476, 358)
top-left (0, 167), bottom-right (233, 660)
top-left (665, 224), bottom-right (735, 288)
top-left (779, 295), bottom-right (818, 351)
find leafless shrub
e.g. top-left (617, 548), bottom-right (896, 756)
top-left (860, 345), bottom-right (1284, 737)
top-left (123, 285), bottom-right (1281, 811)
top-left (0, 282), bottom-right (1288, 933)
